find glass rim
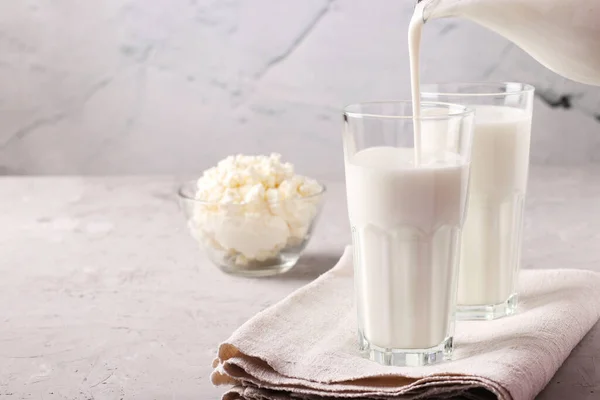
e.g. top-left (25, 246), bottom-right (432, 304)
top-left (420, 81), bottom-right (535, 97)
top-left (177, 179), bottom-right (327, 205)
top-left (343, 100), bottom-right (474, 120)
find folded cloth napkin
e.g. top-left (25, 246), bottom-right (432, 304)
top-left (211, 246), bottom-right (600, 400)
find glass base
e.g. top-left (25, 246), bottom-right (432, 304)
top-left (358, 330), bottom-right (453, 367)
top-left (457, 293), bottom-right (518, 321)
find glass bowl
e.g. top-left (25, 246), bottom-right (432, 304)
top-left (178, 180), bottom-right (326, 277)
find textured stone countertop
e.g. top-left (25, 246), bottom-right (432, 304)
top-left (1, 167), bottom-right (599, 400)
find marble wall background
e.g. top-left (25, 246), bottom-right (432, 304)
top-left (1, 0), bottom-right (599, 178)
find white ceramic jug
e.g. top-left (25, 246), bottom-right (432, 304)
top-left (417, 0), bottom-right (600, 86)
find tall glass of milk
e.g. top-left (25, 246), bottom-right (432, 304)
top-left (343, 101), bottom-right (474, 366)
top-left (421, 83), bottom-right (534, 320)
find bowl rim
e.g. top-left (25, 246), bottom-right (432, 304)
top-left (177, 179), bottom-right (327, 205)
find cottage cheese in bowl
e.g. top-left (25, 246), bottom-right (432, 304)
top-left (179, 154), bottom-right (325, 276)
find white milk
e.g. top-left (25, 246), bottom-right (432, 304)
top-left (457, 105), bottom-right (532, 306)
top-left (346, 146), bottom-right (468, 349)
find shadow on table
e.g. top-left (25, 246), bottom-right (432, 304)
top-left (267, 253), bottom-right (342, 282)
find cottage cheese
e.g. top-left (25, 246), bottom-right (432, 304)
top-left (190, 154), bottom-right (323, 266)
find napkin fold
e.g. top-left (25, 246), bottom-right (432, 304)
top-left (211, 247), bottom-right (600, 400)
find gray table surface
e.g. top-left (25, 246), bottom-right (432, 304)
top-left (1, 166), bottom-right (599, 400)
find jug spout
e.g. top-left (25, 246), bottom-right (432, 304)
top-left (415, 0), bottom-right (430, 22)
top-left (416, 0), bottom-right (459, 22)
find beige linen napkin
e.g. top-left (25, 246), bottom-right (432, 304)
top-left (211, 247), bottom-right (600, 400)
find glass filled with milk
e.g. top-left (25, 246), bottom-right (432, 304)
top-left (343, 101), bottom-right (474, 366)
top-left (421, 82), bottom-right (534, 320)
